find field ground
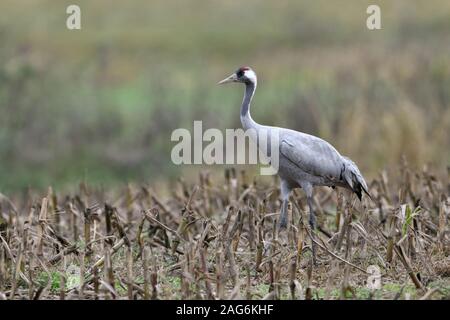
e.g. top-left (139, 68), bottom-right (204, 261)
top-left (0, 163), bottom-right (449, 300)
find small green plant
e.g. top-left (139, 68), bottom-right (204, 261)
top-left (66, 264), bottom-right (81, 290)
top-left (115, 280), bottom-right (127, 295)
top-left (37, 271), bottom-right (62, 292)
top-left (402, 205), bottom-right (421, 236)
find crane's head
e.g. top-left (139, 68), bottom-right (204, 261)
top-left (218, 67), bottom-right (257, 85)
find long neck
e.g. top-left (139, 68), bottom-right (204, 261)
top-left (240, 81), bottom-right (259, 131)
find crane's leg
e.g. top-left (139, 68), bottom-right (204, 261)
top-left (307, 195), bottom-right (318, 265)
top-left (279, 180), bottom-right (291, 229)
top-left (302, 183), bottom-right (317, 265)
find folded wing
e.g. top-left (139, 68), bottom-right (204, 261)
top-left (279, 131), bottom-right (343, 181)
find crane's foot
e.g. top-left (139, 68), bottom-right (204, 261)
top-left (278, 217), bottom-right (288, 229)
top-left (278, 199), bottom-right (289, 230)
top-left (311, 243), bottom-right (318, 266)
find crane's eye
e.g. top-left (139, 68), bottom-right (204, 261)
top-left (236, 70), bottom-right (244, 78)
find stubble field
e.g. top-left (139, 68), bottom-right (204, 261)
top-left (0, 163), bottom-right (449, 300)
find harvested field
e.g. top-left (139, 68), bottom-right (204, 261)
top-left (0, 163), bottom-right (449, 300)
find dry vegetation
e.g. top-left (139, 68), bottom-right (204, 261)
top-left (0, 162), bottom-right (449, 300)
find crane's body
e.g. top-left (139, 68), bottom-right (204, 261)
top-left (219, 67), bottom-right (370, 261)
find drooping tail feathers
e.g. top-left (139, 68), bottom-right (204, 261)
top-left (341, 156), bottom-right (371, 201)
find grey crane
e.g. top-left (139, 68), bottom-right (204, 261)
top-left (219, 66), bottom-right (371, 260)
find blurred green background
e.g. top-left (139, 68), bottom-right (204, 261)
top-left (0, 0), bottom-right (449, 192)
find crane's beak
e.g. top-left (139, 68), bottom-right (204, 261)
top-left (218, 73), bottom-right (237, 85)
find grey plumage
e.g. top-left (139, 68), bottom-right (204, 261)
top-left (219, 67), bottom-right (370, 258)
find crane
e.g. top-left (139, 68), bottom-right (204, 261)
top-left (219, 66), bottom-right (371, 262)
